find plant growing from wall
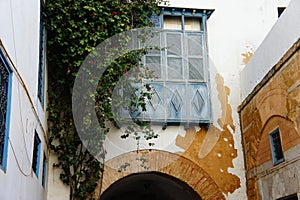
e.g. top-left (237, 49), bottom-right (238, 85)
top-left (45, 0), bottom-right (166, 199)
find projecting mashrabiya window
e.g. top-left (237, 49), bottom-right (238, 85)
top-left (135, 8), bottom-right (214, 129)
top-left (0, 47), bottom-right (12, 171)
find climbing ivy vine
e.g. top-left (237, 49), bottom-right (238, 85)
top-left (44, 0), bottom-right (166, 199)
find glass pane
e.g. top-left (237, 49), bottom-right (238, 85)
top-left (164, 16), bottom-right (182, 30)
top-left (150, 13), bottom-right (161, 28)
top-left (189, 58), bottom-right (204, 80)
top-left (187, 34), bottom-right (203, 56)
top-left (272, 131), bottom-right (284, 161)
top-left (185, 17), bottom-right (201, 31)
top-left (145, 56), bottom-right (161, 79)
top-left (167, 33), bottom-right (182, 56)
top-left (167, 58), bottom-right (183, 79)
top-left (145, 32), bottom-right (161, 54)
top-left (130, 30), bottom-right (140, 50)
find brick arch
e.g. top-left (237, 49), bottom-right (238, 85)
top-left (101, 150), bottom-right (225, 200)
top-left (243, 114), bottom-right (299, 199)
top-left (243, 88), bottom-right (289, 170)
top-left (256, 115), bottom-right (300, 166)
top-left (255, 88), bottom-right (288, 127)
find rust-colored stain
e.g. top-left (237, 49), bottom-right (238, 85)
top-left (176, 74), bottom-right (241, 194)
top-left (241, 46), bottom-right (254, 65)
top-left (288, 86), bottom-right (300, 132)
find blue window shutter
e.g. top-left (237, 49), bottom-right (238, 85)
top-left (188, 83), bottom-right (210, 122)
top-left (166, 83), bottom-right (185, 121)
top-left (269, 129), bottom-right (284, 165)
top-left (0, 48), bottom-right (12, 171)
top-left (144, 82), bottom-right (165, 121)
top-left (42, 153), bottom-right (47, 188)
top-left (32, 132), bottom-right (41, 177)
top-left (38, 0), bottom-right (46, 107)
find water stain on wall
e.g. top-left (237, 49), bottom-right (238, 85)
top-left (176, 73), bottom-right (241, 194)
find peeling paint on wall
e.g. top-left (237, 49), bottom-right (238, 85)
top-left (241, 45), bottom-right (254, 65)
top-left (176, 73), bottom-right (241, 195)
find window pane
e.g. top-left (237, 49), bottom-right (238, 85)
top-left (146, 56), bottom-right (161, 79)
top-left (187, 34), bottom-right (203, 56)
top-left (144, 32), bottom-right (161, 54)
top-left (188, 58), bottom-right (204, 80)
top-left (270, 129), bottom-right (284, 165)
top-left (32, 132), bottom-right (41, 176)
top-left (166, 33), bottom-right (182, 55)
top-left (42, 153), bottom-right (47, 188)
top-left (185, 17), bottom-right (201, 31)
top-left (164, 16), bottom-right (182, 30)
top-left (272, 132), bottom-right (284, 160)
top-left (167, 58), bottom-right (183, 79)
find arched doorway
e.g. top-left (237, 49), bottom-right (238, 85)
top-left (100, 172), bottom-right (202, 200)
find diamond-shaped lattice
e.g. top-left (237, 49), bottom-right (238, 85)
top-left (192, 90), bottom-right (204, 114)
top-left (171, 90), bottom-right (183, 113)
top-left (149, 88), bottom-right (161, 111)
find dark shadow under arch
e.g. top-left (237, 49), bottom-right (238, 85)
top-left (100, 171), bottom-right (202, 200)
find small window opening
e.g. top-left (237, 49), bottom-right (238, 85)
top-left (269, 128), bottom-right (284, 165)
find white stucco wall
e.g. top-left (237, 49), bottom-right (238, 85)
top-left (47, 153), bottom-right (70, 200)
top-left (0, 0), bottom-right (48, 199)
top-left (241, 0), bottom-right (300, 100)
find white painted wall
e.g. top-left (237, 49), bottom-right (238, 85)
top-left (241, 0), bottom-right (300, 100)
top-left (0, 0), bottom-right (48, 199)
top-left (47, 153), bottom-right (70, 200)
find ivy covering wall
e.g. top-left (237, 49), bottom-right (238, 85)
top-left (45, 0), bottom-right (165, 199)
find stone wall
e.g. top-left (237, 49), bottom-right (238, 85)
top-left (239, 38), bottom-right (300, 199)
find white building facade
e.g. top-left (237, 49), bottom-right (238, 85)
top-left (0, 0), bottom-right (48, 199)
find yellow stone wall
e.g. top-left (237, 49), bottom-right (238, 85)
top-left (239, 39), bottom-right (300, 199)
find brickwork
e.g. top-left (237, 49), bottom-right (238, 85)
top-left (101, 150), bottom-right (225, 200)
top-left (239, 39), bottom-right (300, 200)
top-left (256, 116), bottom-right (299, 166)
